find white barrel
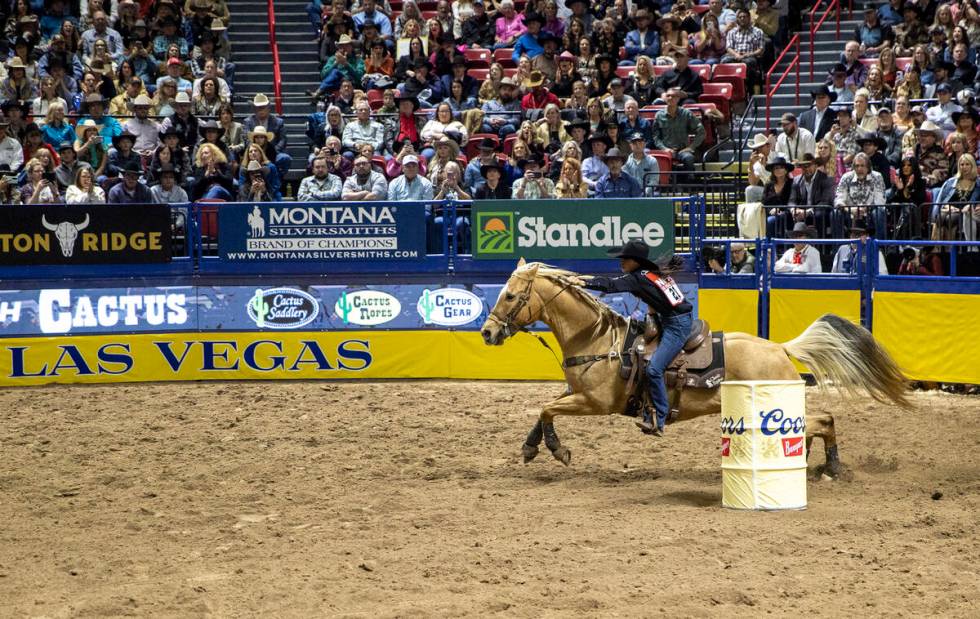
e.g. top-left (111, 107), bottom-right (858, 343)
top-left (720, 380), bottom-right (807, 511)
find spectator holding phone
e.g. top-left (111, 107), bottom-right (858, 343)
top-left (74, 120), bottom-right (109, 178)
top-left (21, 159), bottom-right (64, 205)
top-left (512, 153), bottom-right (555, 199)
top-left (65, 166), bottom-right (106, 204)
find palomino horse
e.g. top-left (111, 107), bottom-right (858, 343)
top-left (480, 260), bottom-right (911, 477)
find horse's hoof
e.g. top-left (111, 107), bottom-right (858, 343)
top-left (552, 446), bottom-right (571, 466)
top-left (522, 444), bottom-right (539, 463)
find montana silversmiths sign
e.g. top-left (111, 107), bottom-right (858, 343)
top-left (471, 199), bottom-right (675, 260)
top-left (218, 203), bottom-right (426, 261)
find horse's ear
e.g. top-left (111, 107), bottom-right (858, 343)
top-left (517, 257), bottom-right (526, 267)
top-left (525, 262), bottom-right (539, 277)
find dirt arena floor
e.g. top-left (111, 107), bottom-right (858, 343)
top-left (1, 382), bottom-right (978, 617)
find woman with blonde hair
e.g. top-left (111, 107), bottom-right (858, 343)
top-left (32, 76), bottom-right (68, 124)
top-left (21, 158), bottom-right (63, 204)
top-left (153, 79), bottom-right (178, 116)
top-left (863, 66), bottom-right (891, 102)
top-left (535, 103), bottom-right (570, 153)
top-left (555, 157), bottom-right (588, 198)
top-left (876, 46), bottom-right (900, 86)
top-left (894, 66), bottom-right (924, 100)
top-left (420, 102), bottom-right (468, 160)
top-left (816, 138), bottom-right (839, 181)
top-left (478, 63), bottom-right (505, 103)
top-left (586, 97), bottom-right (609, 133)
top-left (191, 142), bottom-right (235, 201)
top-left (65, 166), bottom-right (106, 204)
top-left (426, 135), bottom-right (460, 185)
top-left (932, 152), bottom-right (980, 240)
top-left (40, 101), bottom-right (75, 147)
top-left (853, 88), bottom-right (878, 133)
top-left (626, 55), bottom-right (656, 107)
top-left (239, 141), bottom-right (282, 200)
top-left (893, 95), bottom-right (915, 132)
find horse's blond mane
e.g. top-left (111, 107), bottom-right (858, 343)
top-left (524, 263), bottom-right (627, 327)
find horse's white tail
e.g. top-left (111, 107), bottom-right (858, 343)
top-left (782, 314), bottom-right (913, 410)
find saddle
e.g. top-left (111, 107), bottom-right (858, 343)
top-left (619, 316), bottom-right (726, 422)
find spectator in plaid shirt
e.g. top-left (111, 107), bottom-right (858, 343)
top-left (722, 8), bottom-right (766, 93)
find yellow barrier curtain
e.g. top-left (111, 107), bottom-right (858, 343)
top-left (769, 289), bottom-right (861, 343)
top-left (873, 292), bottom-right (980, 384)
top-left (698, 288), bottom-right (759, 336)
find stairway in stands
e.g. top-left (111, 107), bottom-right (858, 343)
top-left (227, 0), bottom-right (275, 110)
top-left (717, 4), bottom-right (867, 166)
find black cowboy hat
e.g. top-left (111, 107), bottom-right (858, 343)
top-left (594, 53), bottom-right (615, 66)
top-left (793, 152), bottom-right (819, 166)
top-left (952, 108), bottom-right (980, 125)
top-left (477, 136), bottom-right (496, 150)
top-left (565, 117), bottom-right (590, 134)
top-left (606, 239), bottom-right (658, 270)
top-left (1, 99), bottom-right (29, 114)
top-left (155, 162), bottom-right (181, 182)
top-left (588, 132), bottom-right (613, 148)
top-left (564, 0), bottom-right (589, 7)
top-left (413, 57), bottom-right (433, 71)
top-left (856, 134), bottom-right (887, 150)
top-left (479, 159), bottom-right (504, 178)
top-left (930, 59), bottom-right (955, 73)
top-left (198, 119), bottom-right (225, 138)
top-left (517, 152), bottom-right (544, 168)
top-left (112, 130), bottom-right (137, 148)
top-left (523, 12), bottom-right (546, 26)
top-left (395, 92), bottom-right (420, 110)
top-left (765, 156), bottom-right (795, 172)
top-left (122, 160), bottom-right (142, 176)
top-left (538, 32), bottom-right (559, 45)
top-left (159, 125), bottom-right (181, 139)
top-left (810, 84), bottom-right (837, 102)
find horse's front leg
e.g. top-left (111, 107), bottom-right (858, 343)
top-left (525, 393), bottom-right (601, 466)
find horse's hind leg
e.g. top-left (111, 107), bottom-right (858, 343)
top-left (806, 410), bottom-right (841, 478)
top-left (522, 420), bottom-right (543, 463)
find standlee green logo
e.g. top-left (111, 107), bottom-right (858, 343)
top-left (472, 200), bottom-right (675, 260)
top-left (476, 212), bottom-right (514, 253)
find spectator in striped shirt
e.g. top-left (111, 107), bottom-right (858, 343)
top-left (722, 8), bottom-right (766, 95)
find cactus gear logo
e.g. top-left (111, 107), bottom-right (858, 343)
top-left (476, 212), bottom-right (514, 253)
top-left (334, 290), bottom-right (401, 326)
top-left (417, 288), bottom-right (484, 326)
top-left (246, 288), bottom-right (319, 329)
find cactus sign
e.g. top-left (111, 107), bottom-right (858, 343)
top-left (334, 290), bottom-right (401, 326)
top-left (471, 199), bottom-right (675, 260)
top-left (246, 288), bottom-right (319, 329)
top-left (416, 288), bottom-right (484, 326)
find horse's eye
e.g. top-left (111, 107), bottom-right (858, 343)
top-left (505, 293), bottom-right (515, 301)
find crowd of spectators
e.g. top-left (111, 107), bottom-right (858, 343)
top-left (300, 0), bottom-right (790, 203)
top-left (743, 1), bottom-right (980, 263)
top-left (0, 0), bottom-right (247, 204)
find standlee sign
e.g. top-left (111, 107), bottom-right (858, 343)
top-left (218, 203), bottom-right (426, 262)
top-left (0, 204), bottom-right (172, 265)
top-left (471, 199), bottom-right (675, 260)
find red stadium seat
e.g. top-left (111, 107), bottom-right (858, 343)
top-left (420, 10), bottom-right (437, 20)
top-left (502, 134), bottom-right (518, 154)
top-left (692, 4), bottom-right (709, 13)
top-left (366, 89), bottom-right (384, 110)
top-left (494, 48), bottom-right (517, 68)
top-left (684, 103), bottom-right (717, 146)
top-left (652, 65), bottom-right (672, 77)
top-left (464, 48), bottom-right (491, 68)
top-left (712, 63), bottom-right (747, 101)
top-left (693, 64), bottom-right (712, 82)
top-left (648, 150), bottom-right (673, 185)
top-left (859, 58), bottom-right (876, 67)
top-left (418, 0), bottom-right (437, 9)
top-left (700, 82), bottom-right (733, 120)
top-left (615, 66), bottom-right (635, 79)
top-left (639, 105), bottom-right (665, 120)
top-left (465, 133), bottom-right (499, 160)
top-left (467, 67), bottom-right (489, 81)
top-left (503, 67), bottom-right (519, 79)
top-left (896, 57), bottom-right (913, 72)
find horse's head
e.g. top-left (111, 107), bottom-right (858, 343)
top-left (481, 258), bottom-right (542, 346)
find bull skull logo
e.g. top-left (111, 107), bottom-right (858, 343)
top-left (41, 214), bottom-right (89, 258)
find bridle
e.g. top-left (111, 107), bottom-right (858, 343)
top-left (487, 273), bottom-right (572, 340)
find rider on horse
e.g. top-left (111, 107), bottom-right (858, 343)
top-left (573, 239), bottom-right (694, 436)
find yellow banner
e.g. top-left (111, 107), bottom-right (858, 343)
top-left (698, 288), bottom-right (758, 336)
top-left (873, 291), bottom-right (980, 384)
top-left (769, 288), bottom-right (861, 343)
top-left (0, 331), bottom-right (568, 386)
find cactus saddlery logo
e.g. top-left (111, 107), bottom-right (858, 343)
top-left (334, 289), bottom-right (401, 326)
top-left (417, 288), bottom-right (484, 326)
top-left (476, 212), bottom-right (514, 254)
top-left (247, 288), bottom-right (319, 329)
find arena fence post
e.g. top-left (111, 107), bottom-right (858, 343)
top-left (758, 239), bottom-right (772, 340)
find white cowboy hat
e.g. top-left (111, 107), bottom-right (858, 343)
top-left (252, 93), bottom-right (270, 107)
top-left (748, 134), bottom-right (770, 150)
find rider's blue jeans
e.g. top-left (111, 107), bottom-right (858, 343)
top-left (647, 311), bottom-right (694, 430)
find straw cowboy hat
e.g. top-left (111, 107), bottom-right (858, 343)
top-left (246, 160), bottom-right (268, 175)
top-left (916, 120), bottom-right (943, 139)
top-left (252, 93), bottom-right (271, 107)
top-left (132, 94), bottom-right (154, 107)
top-left (248, 125), bottom-right (275, 141)
top-left (524, 71), bottom-right (546, 88)
top-left (77, 119), bottom-right (99, 136)
top-left (5, 56), bottom-right (27, 70)
top-left (748, 134), bottom-right (770, 150)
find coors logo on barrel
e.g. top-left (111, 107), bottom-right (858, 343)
top-left (0, 204), bottom-right (172, 265)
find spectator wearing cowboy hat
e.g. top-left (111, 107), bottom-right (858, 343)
top-left (0, 56), bottom-right (35, 102)
top-left (512, 12), bottom-right (546, 64)
top-left (239, 160), bottom-right (275, 202)
top-left (107, 160), bottom-right (154, 204)
top-left (195, 120), bottom-right (229, 161)
top-left (78, 93), bottom-right (124, 143)
top-left (107, 130), bottom-right (141, 177)
top-left (914, 120), bottom-right (950, 187)
top-left (625, 9), bottom-right (659, 62)
top-left (314, 34), bottom-right (366, 97)
top-left (531, 32), bottom-right (561, 82)
top-left (762, 156), bottom-right (795, 237)
top-left (158, 91), bottom-right (199, 150)
top-left (473, 159), bottom-right (510, 199)
top-left (121, 93), bottom-right (160, 157)
top-left (826, 63), bottom-right (855, 104)
top-left (149, 124), bottom-right (193, 186)
top-left (521, 70), bottom-right (560, 111)
top-left (857, 134), bottom-right (892, 190)
top-left (398, 57), bottom-right (437, 107)
top-left (150, 163), bottom-right (189, 203)
top-left (799, 84), bottom-right (837, 142)
top-left (775, 222), bottom-right (823, 273)
top-left (464, 137), bottom-right (508, 194)
top-left (151, 16), bottom-right (188, 61)
top-left (54, 140), bottom-right (86, 190)
top-left (582, 130), bottom-right (612, 190)
top-left (831, 223), bottom-right (888, 274)
top-left (243, 93), bottom-right (291, 178)
top-left (788, 152), bottom-right (835, 235)
top-left (511, 152), bottom-right (555, 199)
top-left (481, 76), bottom-right (522, 137)
top-left (595, 147), bottom-right (642, 198)
top-left (624, 132), bottom-right (660, 197)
